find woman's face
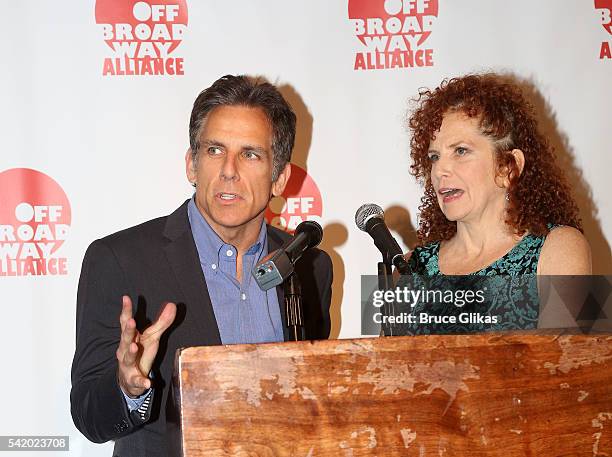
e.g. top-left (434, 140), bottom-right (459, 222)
top-left (427, 111), bottom-right (506, 224)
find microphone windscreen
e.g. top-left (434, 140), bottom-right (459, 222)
top-left (355, 203), bottom-right (384, 231)
top-left (294, 220), bottom-right (323, 249)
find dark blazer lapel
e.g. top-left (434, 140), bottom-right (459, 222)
top-left (267, 225), bottom-right (290, 342)
top-left (163, 200), bottom-right (221, 345)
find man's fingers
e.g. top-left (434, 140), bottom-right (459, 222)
top-left (157, 301), bottom-right (177, 328)
top-left (141, 302), bottom-right (177, 343)
top-left (119, 295), bottom-right (133, 329)
top-left (128, 373), bottom-right (151, 391)
top-left (118, 300), bottom-right (176, 386)
top-left (116, 295), bottom-right (157, 397)
top-left (117, 318), bottom-right (137, 358)
top-left (119, 368), bottom-right (151, 397)
top-left (122, 341), bottom-right (139, 366)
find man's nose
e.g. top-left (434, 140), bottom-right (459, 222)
top-left (220, 152), bottom-right (239, 181)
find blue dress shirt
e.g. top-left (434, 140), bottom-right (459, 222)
top-left (187, 196), bottom-right (284, 344)
top-left (122, 196), bottom-right (284, 410)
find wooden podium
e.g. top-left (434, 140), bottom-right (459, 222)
top-left (170, 331), bottom-right (612, 456)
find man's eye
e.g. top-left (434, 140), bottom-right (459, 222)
top-left (427, 152), bottom-right (439, 162)
top-left (208, 146), bottom-right (223, 155)
top-left (243, 150), bottom-right (260, 160)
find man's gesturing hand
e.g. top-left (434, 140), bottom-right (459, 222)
top-left (116, 295), bottom-right (177, 398)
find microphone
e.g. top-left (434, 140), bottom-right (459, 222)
top-left (355, 203), bottom-right (412, 275)
top-left (252, 220), bottom-right (323, 290)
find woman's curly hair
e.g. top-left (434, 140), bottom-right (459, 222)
top-left (408, 73), bottom-right (581, 245)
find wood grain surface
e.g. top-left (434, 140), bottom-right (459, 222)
top-left (174, 331), bottom-right (612, 456)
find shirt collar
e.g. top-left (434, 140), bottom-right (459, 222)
top-left (187, 195), bottom-right (267, 266)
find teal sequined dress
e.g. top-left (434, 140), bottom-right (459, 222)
top-left (393, 232), bottom-right (549, 335)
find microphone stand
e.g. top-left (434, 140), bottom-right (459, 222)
top-left (284, 272), bottom-right (305, 341)
top-left (378, 251), bottom-right (396, 336)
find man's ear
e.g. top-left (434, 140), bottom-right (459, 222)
top-left (185, 148), bottom-right (196, 185)
top-left (271, 163), bottom-right (292, 197)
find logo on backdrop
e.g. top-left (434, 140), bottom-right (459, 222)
top-left (595, 0), bottom-right (612, 59)
top-left (95, 0), bottom-right (188, 76)
top-left (265, 164), bottom-right (323, 233)
top-left (0, 169), bottom-right (71, 277)
top-left (348, 0), bottom-right (438, 71)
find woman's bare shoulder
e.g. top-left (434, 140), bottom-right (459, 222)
top-left (538, 226), bottom-right (592, 275)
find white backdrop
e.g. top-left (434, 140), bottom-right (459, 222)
top-left (1, 1), bottom-right (611, 455)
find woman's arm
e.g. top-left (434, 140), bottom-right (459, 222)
top-left (537, 226), bottom-right (593, 329)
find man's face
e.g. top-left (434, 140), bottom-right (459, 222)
top-left (186, 105), bottom-right (290, 240)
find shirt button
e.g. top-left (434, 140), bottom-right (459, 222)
top-left (241, 293), bottom-right (246, 301)
top-left (211, 264), bottom-right (217, 270)
top-left (226, 250), bottom-right (233, 257)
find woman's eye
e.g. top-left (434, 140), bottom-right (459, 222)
top-left (455, 147), bottom-right (468, 156)
top-left (427, 153), bottom-right (439, 162)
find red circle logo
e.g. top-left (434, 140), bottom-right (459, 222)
top-left (95, 0), bottom-right (188, 76)
top-left (0, 168), bottom-right (71, 276)
top-left (265, 164), bottom-right (323, 233)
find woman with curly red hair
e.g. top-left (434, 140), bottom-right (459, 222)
top-left (407, 73), bottom-right (590, 276)
top-left (399, 74), bottom-right (591, 334)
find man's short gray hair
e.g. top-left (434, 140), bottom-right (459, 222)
top-left (189, 75), bottom-right (296, 181)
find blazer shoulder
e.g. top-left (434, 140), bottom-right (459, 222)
top-left (105, 215), bottom-right (167, 239)
top-left (96, 215), bottom-right (168, 252)
top-left (97, 199), bottom-right (190, 250)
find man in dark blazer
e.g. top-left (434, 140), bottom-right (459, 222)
top-left (70, 75), bottom-right (333, 457)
